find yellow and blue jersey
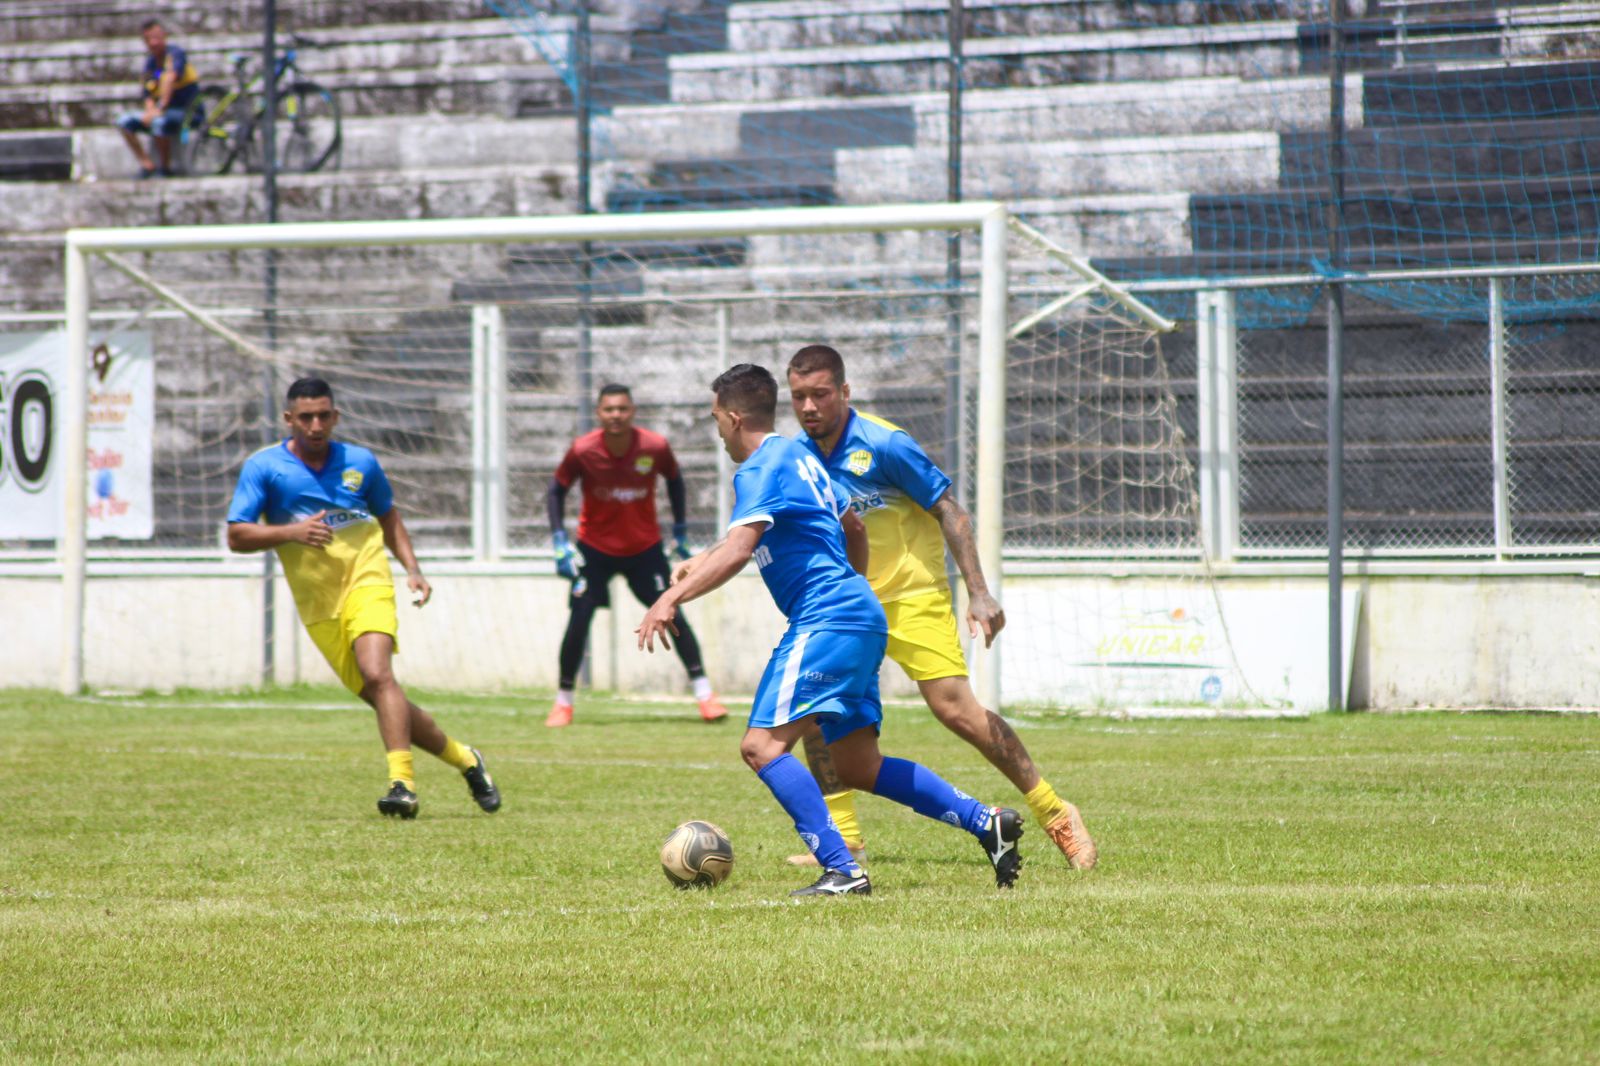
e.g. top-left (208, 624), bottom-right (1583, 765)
top-left (227, 440), bottom-right (395, 626)
top-left (797, 410), bottom-right (952, 604)
top-left (142, 44), bottom-right (200, 109)
top-left (730, 433), bottom-right (885, 633)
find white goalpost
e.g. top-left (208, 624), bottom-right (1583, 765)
top-left (59, 201), bottom-right (1199, 709)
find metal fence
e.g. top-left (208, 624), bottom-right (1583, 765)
top-left (1159, 265), bottom-right (1600, 561)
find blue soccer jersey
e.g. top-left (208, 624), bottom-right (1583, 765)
top-left (729, 434), bottom-right (886, 633)
top-left (227, 440), bottom-right (395, 625)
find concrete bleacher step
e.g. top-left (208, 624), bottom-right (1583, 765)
top-left (0, 0), bottom-right (493, 43)
top-left (1363, 60), bottom-right (1600, 126)
top-left (0, 132), bottom-right (73, 181)
top-left (725, 0), bottom-right (1305, 52)
top-left (0, 19), bottom-right (569, 91)
top-left (1191, 175), bottom-right (1600, 259)
top-left (669, 21), bottom-right (1304, 104)
top-left (835, 130), bottom-right (1279, 202)
top-left (71, 114), bottom-right (577, 180)
top-left (0, 162), bottom-right (577, 235)
top-left (1279, 117), bottom-right (1600, 191)
top-left (0, 63), bottom-right (568, 131)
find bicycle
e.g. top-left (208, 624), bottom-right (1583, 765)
top-left (183, 33), bottom-right (341, 176)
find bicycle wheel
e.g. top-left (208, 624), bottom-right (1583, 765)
top-left (182, 86), bottom-right (237, 176)
top-left (274, 82), bottom-right (340, 172)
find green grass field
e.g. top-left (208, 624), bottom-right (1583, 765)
top-left (2, 689), bottom-right (1598, 1063)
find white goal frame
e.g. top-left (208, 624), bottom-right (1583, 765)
top-left (61, 202), bottom-right (1017, 701)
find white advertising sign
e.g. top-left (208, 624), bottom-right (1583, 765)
top-left (0, 330), bottom-right (154, 540)
top-left (1001, 580), bottom-right (1360, 712)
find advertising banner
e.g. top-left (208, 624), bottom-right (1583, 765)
top-left (0, 330), bottom-right (153, 540)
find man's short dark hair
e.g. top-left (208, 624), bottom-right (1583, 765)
top-left (787, 344), bottom-right (846, 386)
top-left (140, 18), bottom-right (163, 32)
top-left (711, 364), bottom-right (777, 425)
top-left (285, 376), bottom-right (333, 405)
top-left (597, 383), bottom-right (632, 403)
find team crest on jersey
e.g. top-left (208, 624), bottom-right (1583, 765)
top-left (634, 456), bottom-right (655, 475)
top-left (847, 449), bottom-right (873, 476)
top-left (341, 468), bottom-right (364, 492)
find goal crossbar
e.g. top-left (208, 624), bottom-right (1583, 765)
top-left (59, 202), bottom-right (1015, 699)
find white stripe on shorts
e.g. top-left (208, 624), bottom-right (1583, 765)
top-left (772, 631), bottom-right (811, 726)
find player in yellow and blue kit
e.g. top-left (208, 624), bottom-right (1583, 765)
top-left (636, 364), bottom-right (1024, 896)
top-left (783, 344), bottom-right (1097, 870)
top-left (227, 377), bottom-right (501, 819)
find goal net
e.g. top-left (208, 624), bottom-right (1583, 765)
top-left (59, 204), bottom-right (1261, 709)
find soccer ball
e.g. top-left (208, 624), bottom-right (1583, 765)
top-left (660, 820), bottom-right (734, 889)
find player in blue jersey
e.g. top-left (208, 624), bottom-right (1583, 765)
top-left (783, 344), bottom-right (1097, 871)
top-left (227, 377), bottom-right (501, 820)
top-left (635, 364), bottom-right (1024, 896)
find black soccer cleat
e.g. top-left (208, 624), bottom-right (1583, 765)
top-left (462, 747), bottom-right (501, 813)
top-left (790, 867), bottom-right (871, 898)
top-left (378, 780), bottom-right (419, 819)
top-left (978, 805), bottom-right (1024, 888)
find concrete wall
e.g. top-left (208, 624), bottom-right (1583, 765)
top-left (6, 566), bottom-right (1600, 709)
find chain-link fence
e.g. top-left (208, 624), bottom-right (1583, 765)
top-left (1155, 268), bottom-right (1600, 559)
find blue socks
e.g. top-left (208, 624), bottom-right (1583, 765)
top-left (872, 756), bottom-right (992, 836)
top-left (757, 753), bottom-right (860, 873)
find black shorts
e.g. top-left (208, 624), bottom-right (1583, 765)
top-left (572, 541), bottom-right (672, 609)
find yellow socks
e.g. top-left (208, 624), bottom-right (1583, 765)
top-left (824, 790), bottom-right (865, 849)
top-left (437, 737), bottom-right (477, 772)
top-left (386, 750), bottom-right (415, 789)
top-left (1024, 778), bottom-right (1070, 828)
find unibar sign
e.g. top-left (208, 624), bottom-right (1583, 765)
top-left (0, 330), bottom-right (153, 540)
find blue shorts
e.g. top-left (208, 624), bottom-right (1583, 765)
top-left (748, 628), bottom-right (887, 743)
top-left (117, 106), bottom-right (188, 138)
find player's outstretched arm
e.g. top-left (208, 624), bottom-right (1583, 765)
top-left (226, 512), bottom-right (332, 553)
top-left (637, 523), bottom-right (764, 652)
top-left (378, 507), bottom-right (431, 607)
top-left (928, 490), bottom-right (1006, 647)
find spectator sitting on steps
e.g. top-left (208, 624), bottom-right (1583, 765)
top-left (115, 19), bottom-right (200, 180)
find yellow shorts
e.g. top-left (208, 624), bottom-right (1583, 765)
top-left (305, 583), bottom-right (399, 695)
top-left (883, 589), bottom-right (968, 682)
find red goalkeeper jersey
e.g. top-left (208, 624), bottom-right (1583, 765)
top-left (555, 427), bottom-right (680, 556)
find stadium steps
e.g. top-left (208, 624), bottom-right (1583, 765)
top-left (0, 0), bottom-right (493, 42)
top-left (835, 130), bottom-right (1280, 202)
top-left (725, 0), bottom-right (1311, 51)
top-left (666, 22), bottom-right (1308, 105)
top-left (0, 163), bottom-right (577, 235)
top-left (0, 131), bottom-right (72, 181)
top-left (0, 63), bottom-right (570, 131)
top-left (0, 19), bottom-right (575, 90)
top-left (1192, 175), bottom-right (1600, 262)
top-left (71, 113), bottom-right (578, 180)
top-left (1279, 117), bottom-right (1600, 192)
top-left (1363, 59), bottom-right (1600, 126)
top-left (588, 1), bottom-right (734, 110)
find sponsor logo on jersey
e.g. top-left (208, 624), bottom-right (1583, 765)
top-left (600, 486), bottom-right (651, 503)
top-left (752, 544), bottom-right (774, 570)
top-left (341, 468), bottom-right (364, 492)
top-left (848, 491), bottom-right (887, 515)
top-left (634, 455), bottom-right (655, 475)
top-left (319, 508), bottom-right (372, 529)
top-left (847, 449), bottom-right (873, 476)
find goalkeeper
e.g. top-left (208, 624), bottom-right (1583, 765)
top-left (226, 376), bottom-right (501, 820)
top-left (782, 344), bottom-right (1097, 871)
top-left (546, 383), bottom-right (728, 727)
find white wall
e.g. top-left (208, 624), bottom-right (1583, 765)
top-left (6, 567), bottom-right (1600, 709)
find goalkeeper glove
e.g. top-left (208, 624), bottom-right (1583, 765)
top-left (671, 522), bottom-right (691, 561)
top-left (553, 530), bottom-right (580, 580)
